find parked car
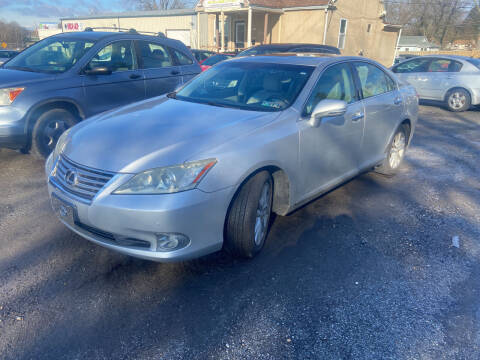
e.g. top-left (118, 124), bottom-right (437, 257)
top-left (200, 53), bottom-right (236, 71)
top-left (391, 55), bottom-right (480, 112)
top-left (191, 49), bottom-right (216, 63)
top-left (0, 30), bottom-right (201, 157)
top-left (0, 50), bottom-right (20, 65)
top-left (46, 55), bottom-right (418, 262)
top-left (237, 43), bottom-right (341, 57)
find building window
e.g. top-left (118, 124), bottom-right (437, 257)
top-left (367, 24), bottom-right (372, 33)
top-left (338, 19), bottom-right (348, 49)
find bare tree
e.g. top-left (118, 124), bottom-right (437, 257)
top-left (128, 0), bottom-right (190, 10)
top-left (385, 0), bottom-right (477, 47)
top-left (0, 20), bottom-right (31, 49)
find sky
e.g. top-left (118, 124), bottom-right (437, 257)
top-left (0, 0), bottom-right (128, 28)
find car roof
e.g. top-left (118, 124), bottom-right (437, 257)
top-left (229, 54), bottom-right (363, 67)
top-left (247, 43), bottom-right (338, 50)
top-left (51, 31), bottom-right (172, 42)
top-left (406, 54), bottom-right (473, 61)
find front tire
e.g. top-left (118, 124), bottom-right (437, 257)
top-left (225, 171), bottom-right (273, 259)
top-left (31, 109), bottom-right (77, 158)
top-left (375, 125), bottom-right (408, 176)
top-left (446, 88), bottom-right (471, 112)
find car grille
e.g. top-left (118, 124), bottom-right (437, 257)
top-left (50, 155), bottom-right (115, 202)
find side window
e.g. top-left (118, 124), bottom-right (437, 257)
top-left (428, 59), bottom-right (463, 73)
top-left (138, 41), bottom-right (174, 69)
top-left (172, 49), bottom-right (193, 65)
top-left (393, 58), bottom-right (431, 74)
top-left (88, 41), bottom-right (135, 72)
top-left (354, 62), bottom-right (394, 99)
top-left (303, 63), bottom-right (358, 116)
top-left (338, 19), bottom-right (348, 50)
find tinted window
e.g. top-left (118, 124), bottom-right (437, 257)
top-left (428, 59), bottom-right (462, 72)
top-left (176, 62), bottom-right (313, 112)
top-left (137, 41), bottom-right (173, 69)
top-left (304, 63), bottom-right (358, 116)
top-left (393, 58), bottom-right (431, 73)
top-left (354, 62), bottom-right (395, 98)
top-left (5, 37), bottom-right (95, 73)
top-left (202, 54), bottom-right (233, 66)
top-left (88, 40), bottom-right (135, 72)
top-left (172, 49), bottom-right (193, 65)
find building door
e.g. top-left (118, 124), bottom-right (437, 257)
top-left (235, 21), bottom-right (245, 49)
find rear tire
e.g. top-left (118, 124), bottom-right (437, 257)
top-left (375, 125), bottom-right (408, 176)
top-left (225, 171), bottom-right (273, 259)
top-left (446, 88), bottom-right (471, 112)
top-left (31, 109), bottom-right (77, 158)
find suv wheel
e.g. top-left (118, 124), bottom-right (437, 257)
top-left (31, 109), bottom-right (77, 158)
top-left (225, 171), bottom-right (273, 259)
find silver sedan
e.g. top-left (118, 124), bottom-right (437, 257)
top-left (46, 55), bottom-right (419, 262)
top-left (392, 55), bottom-right (480, 112)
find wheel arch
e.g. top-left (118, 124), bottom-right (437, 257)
top-left (228, 164), bottom-right (293, 218)
top-left (444, 86), bottom-right (473, 103)
top-left (25, 99), bottom-right (85, 134)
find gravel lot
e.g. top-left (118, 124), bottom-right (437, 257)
top-left (1, 105), bottom-right (479, 360)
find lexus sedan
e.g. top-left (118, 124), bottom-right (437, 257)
top-left (46, 55), bottom-right (418, 262)
top-left (391, 55), bottom-right (480, 112)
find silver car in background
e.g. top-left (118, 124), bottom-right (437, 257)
top-left (392, 55), bottom-right (480, 112)
top-left (46, 55), bottom-right (419, 262)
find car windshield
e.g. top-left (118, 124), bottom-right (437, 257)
top-left (176, 61), bottom-right (314, 112)
top-left (202, 54), bottom-right (234, 66)
top-left (4, 37), bottom-right (96, 73)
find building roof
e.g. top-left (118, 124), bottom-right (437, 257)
top-left (61, 8), bottom-right (196, 21)
top-left (398, 36), bottom-right (440, 48)
top-left (197, 0), bottom-right (329, 9)
top-left (248, 0), bottom-right (329, 8)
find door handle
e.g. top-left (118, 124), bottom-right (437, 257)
top-left (129, 73), bottom-right (142, 79)
top-left (352, 112), bottom-right (364, 122)
top-left (394, 97), bottom-right (403, 105)
top-left (171, 70), bottom-right (180, 75)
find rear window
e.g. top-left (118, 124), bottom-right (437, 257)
top-left (467, 59), bottom-right (480, 70)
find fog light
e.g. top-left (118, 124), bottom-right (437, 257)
top-left (156, 233), bottom-right (190, 252)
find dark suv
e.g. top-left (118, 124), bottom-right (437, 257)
top-left (0, 30), bottom-right (201, 157)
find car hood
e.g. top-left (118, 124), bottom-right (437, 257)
top-left (63, 97), bottom-right (280, 173)
top-left (0, 68), bottom-right (55, 87)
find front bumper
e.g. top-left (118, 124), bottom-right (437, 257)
top-left (0, 106), bottom-right (27, 149)
top-left (46, 156), bottom-right (234, 262)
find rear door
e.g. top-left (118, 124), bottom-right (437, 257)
top-left (82, 40), bottom-right (145, 116)
top-left (353, 61), bottom-right (404, 168)
top-left (422, 58), bottom-right (463, 100)
top-left (170, 47), bottom-right (201, 84)
top-left (136, 40), bottom-right (182, 99)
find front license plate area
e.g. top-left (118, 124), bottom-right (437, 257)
top-left (51, 193), bottom-right (77, 227)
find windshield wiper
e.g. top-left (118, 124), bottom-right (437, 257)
top-left (166, 92), bottom-right (177, 99)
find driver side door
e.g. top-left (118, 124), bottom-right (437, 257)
top-left (82, 40), bottom-right (146, 117)
top-left (298, 62), bottom-right (365, 198)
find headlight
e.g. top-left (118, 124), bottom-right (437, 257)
top-left (0, 88), bottom-right (24, 106)
top-left (113, 159), bottom-right (217, 195)
top-left (52, 128), bottom-right (72, 162)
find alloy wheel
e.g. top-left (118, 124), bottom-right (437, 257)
top-left (254, 181), bottom-right (272, 246)
top-left (449, 92), bottom-right (467, 110)
top-left (389, 132), bottom-right (406, 169)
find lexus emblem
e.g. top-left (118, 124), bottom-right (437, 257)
top-left (64, 169), bottom-right (78, 186)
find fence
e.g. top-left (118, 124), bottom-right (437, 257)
top-left (399, 50), bottom-right (480, 58)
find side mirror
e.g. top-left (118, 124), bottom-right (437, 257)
top-left (84, 66), bottom-right (112, 76)
top-left (309, 99), bottom-right (347, 128)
